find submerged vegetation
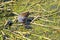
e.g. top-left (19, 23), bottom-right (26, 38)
top-left (0, 0), bottom-right (60, 40)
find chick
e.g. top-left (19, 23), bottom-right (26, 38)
top-left (17, 11), bottom-right (30, 26)
top-left (17, 11), bottom-right (33, 29)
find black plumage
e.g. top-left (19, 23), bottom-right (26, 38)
top-left (4, 20), bottom-right (13, 29)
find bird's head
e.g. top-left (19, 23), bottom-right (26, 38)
top-left (20, 11), bottom-right (30, 17)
